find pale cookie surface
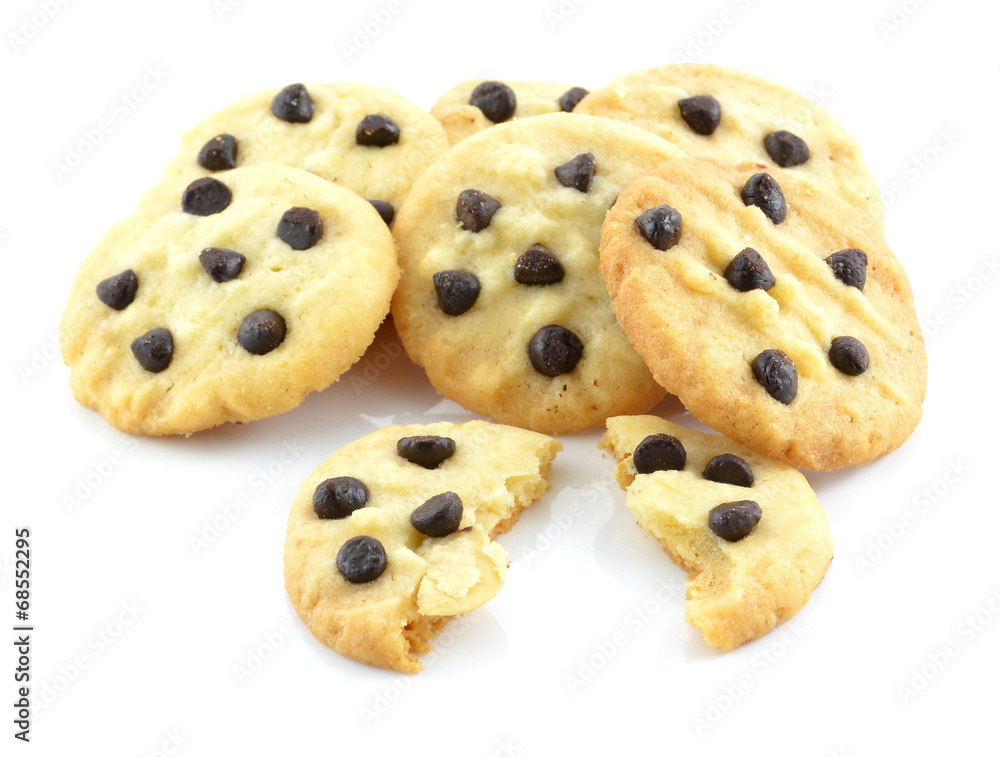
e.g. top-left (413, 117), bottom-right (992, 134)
top-left (283, 420), bottom-right (561, 673)
top-left (600, 158), bottom-right (926, 469)
top-left (600, 415), bottom-right (833, 652)
top-left (60, 164), bottom-right (399, 435)
top-left (163, 81), bottom-right (449, 221)
top-left (431, 79), bottom-right (590, 145)
top-left (392, 112), bottom-right (686, 433)
top-left (576, 63), bottom-right (883, 228)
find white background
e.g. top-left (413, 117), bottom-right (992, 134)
top-left (2, 0), bottom-right (997, 753)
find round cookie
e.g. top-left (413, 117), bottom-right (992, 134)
top-left (430, 79), bottom-right (591, 145)
top-left (391, 112), bottom-right (687, 434)
top-left (600, 157), bottom-right (926, 470)
top-left (600, 415), bottom-right (833, 652)
top-left (163, 81), bottom-right (449, 223)
top-left (283, 420), bottom-right (562, 673)
top-left (575, 63), bottom-right (883, 229)
top-left (60, 164), bottom-right (399, 435)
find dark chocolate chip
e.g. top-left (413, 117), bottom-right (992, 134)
top-left (368, 199), bottom-right (395, 226)
top-left (181, 177), bottom-right (232, 216)
top-left (410, 491), bottom-right (464, 537)
top-left (277, 207), bottom-right (324, 250)
top-left (724, 247), bottom-right (776, 292)
top-left (825, 248), bottom-right (868, 290)
top-left (740, 172), bottom-right (787, 224)
top-left (313, 477), bottom-right (370, 520)
top-left (514, 245), bottom-right (565, 286)
top-left (635, 205), bottom-right (683, 251)
top-left (336, 535), bottom-right (387, 583)
top-left (433, 270), bottom-right (480, 316)
top-left (554, 152), bottom-right (596, 193)
top-left (703, 454), bottom-right (754, 488)
top-left (469, 80), bottom-right (516, 123)
top-left (677, 95), bottom-right (721, 136)
top-left (197, 134), bottom-right (238, 171)
top-left (397, 435), bottom-right (456, 469)
top-left (764, 130), bottom-right (810, 167)
top-left (751, 349), bottom-right (798, 404)
top-left (237, 309), bottom-right (286, 355)
top-left (356, 114), bottom-right (401, 147)
top-left (271, 83), bottom-right (313, 123)
top-left (456, 189), bottom-right (501, 232)
top-left (709, 500), bottom-right (762, 542)
top-left (96, 269), bottom-right (138, 311)
top-left (199, 247), bottom-right (246, 283)
top-left (558, 86), bottom-right (590, 112)
top-left (829, 336), bottom-right (870, 376)
top-left (633, 433), bottom-right (687, 474)
top-left (527, 325), bottom-right (583, 376)
top-left (130, 328), bottom-right (173, 373)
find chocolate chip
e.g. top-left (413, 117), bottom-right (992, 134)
top-left (829, 336), bottom-right (869, 376)
top-left (433, 270), bottom-right (480, 316)
top-left (558, 86), bottom-right (589, 112)
top-left (469, 81), bottom-right (516, 123)
top-left (410, 492), bottom-right (463, 537)
top-left (703, 454), bottom-right (754, 488)
top-left (336, 535), bottom-right (387, 583)
top-left (277, 207), bottom-right (324, 250)
top-left (456, 189), bottom-right (501, 232)
top-left (528, 325), bottom-right (583, 376)
top-left (197, 133), bottom-right (238, 171)
top-left (271, 83), bottom-right (313, 123)
top-left (633, 433), bottom-right (686, 474)
top-left (96, 269), bottom-right (138, 311)
top-left (826, 248), bottom-right (867, 290)
top-left (368, 200), bottom-right (395, 226)
top-left (724, 248), bottom-right (776, 292)
top-left (635, 205), bottom-right (683, 251)
top-left (709, 500), bottom-right (762, 542)
top-left (130, 328), bottom-right (173, 373)
top-left (514, 245), bottom-right (564, 286)
top-left (554, 152), bottom-right (596, 193)
top-left (356, 114), bottom-right (400, 147)
top-left (677, 95), bottom-right (721, 136)
top-left (397, 435), bottom-right (456, 469)
top-left (764, 130), bottom-right (810, 167)
top-left (237, 309), bottom-right (286, 355)
top-left (199, 248), bottom-right (246, 283)
top-left (181, 177), bottom-right (232, 216)
top-left (751, 349), bottom-right (798, 404)
top-left (313, 477), bottom-right (369, 520)
top-left (741, 172), bottom-right (786, 224)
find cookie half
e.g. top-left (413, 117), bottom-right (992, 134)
top-left (431, 79), bottom-right (590, 145)
top-left (392, 112), bottom-right (686, 433)
top-left (600, 158), bottom-right (926, 469)
top-left (283, 420), bottom-right (561, 673)
top-left (600, 415), bottom-right (833, 652)
top-left (60, 165), bottom-right (399, 435)
top-left (575, 63), bottom-right (883, 228)
top-left (163, 81), bottom-right (449, 222)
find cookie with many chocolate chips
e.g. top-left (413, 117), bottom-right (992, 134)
top-left (283, 420), bottom-right (561, 673)
top-left (600, 415), bottom-right (833, 652)
top-left (430, 79), bottom-right (592, 145)
top-left (163, 81), bottom-right (449, 222)
top-left (391, 112), bottom-right (686, 433)
top-left (600, 158), bottom-right (926, 469)
top-left (575, 63), bottom-right (884, 228)
top-left (60, 164), bottom-right (398, 435)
